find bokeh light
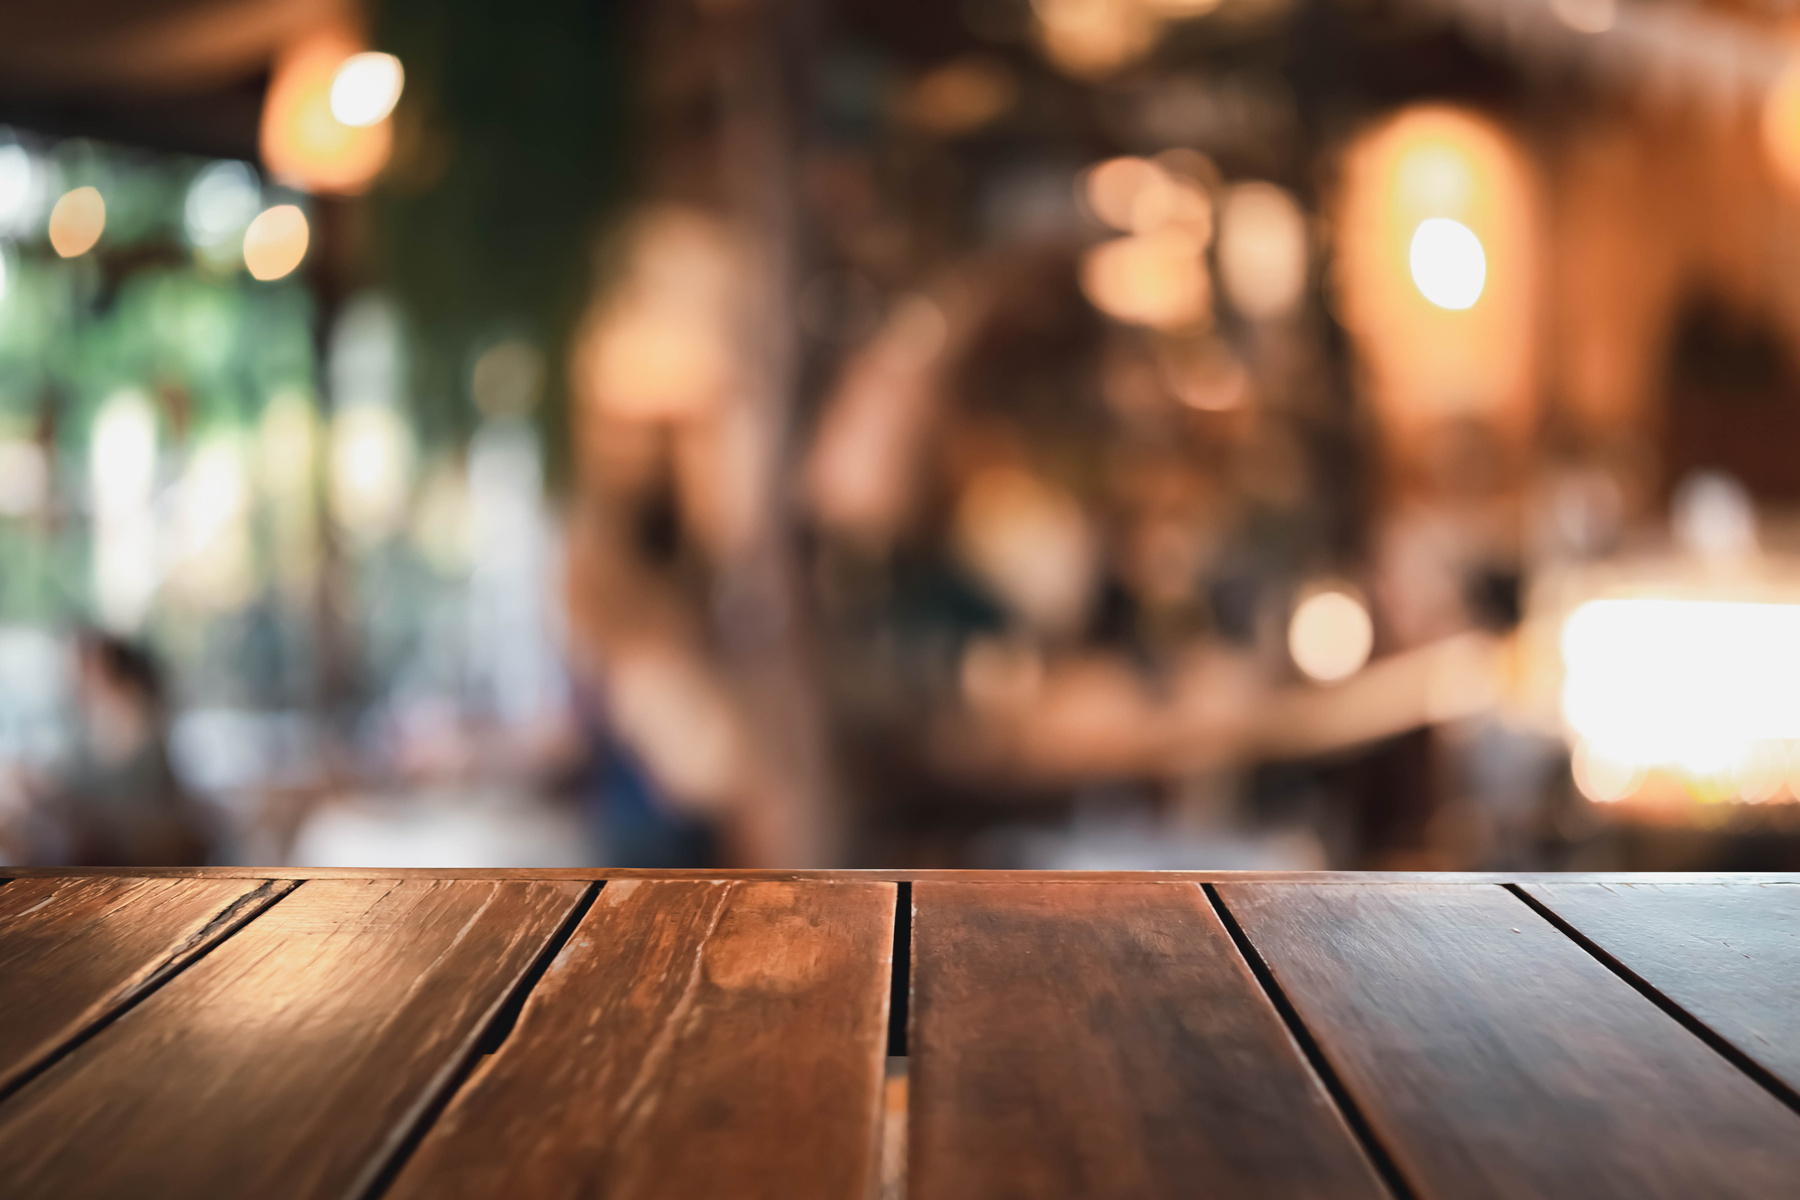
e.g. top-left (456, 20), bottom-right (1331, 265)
top-left (184, 161), bottom-right (260, 248)
top-left (242, 205), bottom-right (310, 281)
top-left (901, 56), bottom-right (1017, 136)
top-left (330, 404), bottom-right (414, 542)
top-left (261, 34), bottom-right (394, 195)
top-left (1217, 182), bottom-right (1308, 320)
top-left (578, 209), bottom-right (739, 420)
top-left (1031, 0), bottom-right (1159, 79)
top-left (0, 437), bottom-right (47, 516)
top-left (1288, 588), bottom-right (1375, 683)
top-left (0, 142), bottom-right (45, 237)
top-left (89, 391), bottom-right (158, 632)
top-left (1335, 105), bottom-right (1537, 454)
top-left (1409, 217), bottom-right (1486, 310)
top-left (1080, 228), bottom-right (1211, 330)
top-left (1083, 156), bottom-right (1211, 236)
top-left (471, 340), bottom-right (546, 417)
top-left (1571, 739), bottom-right (1642, 804)
top-left (329, 53), bottom-right (405, 128)
top-left (166, 436), bottom-right (254, 611)
top-left (1764, 57), bottom-right (1800, 195)
top-left (48, 186), bottom-right (104, 257)
top-left (954, 465), bottom-right (1098, 634)
top-left (1561, 600), bottom-right (1800, 797)
top-left (1549, 0), bottom-right (1615, 33)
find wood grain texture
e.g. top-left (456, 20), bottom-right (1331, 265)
top-left (908, 881), bottom-right (1386, 1200)
top-left (1523, 881), bottom-right (1800, 1096)
top-left (1220, 882), bottom-right (1800, 1200)
top-left (385, 878), bottom-right (896, 1200)
top-left (0, 877), bottom-right (584, 1200)
top-left (0, 874), bottom-right (286, 1095)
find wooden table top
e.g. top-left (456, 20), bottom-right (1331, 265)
top-left (2, 869), bottom-right (1799, 1199)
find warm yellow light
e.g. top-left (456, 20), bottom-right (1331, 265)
top-left (242, 205), bottom-right (310, 280)
top-left (1032, 0), bottom-right (1159, 79)
top-left (1562, 600), bottom-right (1800, 788)
top-left (1764, 58), bottom-right (1800, 195)
top-left (1083, 156), bottom-right (1210, 236)
top-left (261, 34), bottom-right (393, 195)
top-left (329, 52), bottom-right (404, 127)
top-left (1086, 157), bottom-right (1160, 231)
top-left (1288, 588), bottom-right (1374, 683)
top-left (48, 186), bottom-right (105, 257)
top-left (1409, 217), bottom-right (1485, 310)
top-left (1571, 740), bottom-right (1641, 804)
top-left (576, 209), bottom-right (740, 421)
top-left (1080, 229), bottom-right (1210, 330)
top-left (1334, 106), bottom-right (1537, 450)
top-left (1217, 182), bottom-right (1307, 320)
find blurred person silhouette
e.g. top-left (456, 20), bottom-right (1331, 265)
top-left (570, 678), bottom-right (719, 869)
top-left (44, 631), bottom-right (212, 866)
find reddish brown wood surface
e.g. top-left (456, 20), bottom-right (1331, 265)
top-left (385, 878), bottom-right (895, 1200)
top-left (1522, 881), bottom-right (1800, 1097)
top-left (1220, 882), bottom-right (1800, 1199)
top-left (908, 881), bottom-right (1386, 1200)
top-left (0, 877), bottom-right (584, 1200)
top-left (0, 874), bottom-right (287, 1095)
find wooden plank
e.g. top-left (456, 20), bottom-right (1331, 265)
top-left (0, 877), bottom-right (585, 1200)
top-left (1522, 881), bottom-right (1800, 1098)
top-left (1220, 882), bottom-right (1800, 1200)
top-left (0, 874), bottom-right (288, 1096)
top-left (384, 878), bottom-right (895, 1200)
top-left (908, 881), bottom-right (1386, 1200)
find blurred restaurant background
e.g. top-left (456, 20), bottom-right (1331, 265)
top-left (4, 0), bottom-right (1800, 871)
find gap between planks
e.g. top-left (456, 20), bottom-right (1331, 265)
top-left (881, 883), bottom-right (912, 1199)
top-left (1202, 883), bottom-right (1418, 1200)
top-left (355, 880), bottom-right (604, 1200)
top-left (0, 876), bottom-right (301, 1111)
top-left (1504, 883), bottom-right (1800, 1122)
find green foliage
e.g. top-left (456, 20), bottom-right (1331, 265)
top-left (373, 0), bottom-right (632, 482)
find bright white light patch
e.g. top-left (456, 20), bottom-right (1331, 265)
top-left (1289, 589), bottom-right (1374, 683)
top-left (1562, 599), bottom-right (1800, 774)
top-left (329, 53), bottom-right (405, 127)
top-left (185, 161), bottom-right (261, 247)
top-left (0, 144), bottom-right (40, 236)
top-left (1408, 217), bottom-right (1485, 310)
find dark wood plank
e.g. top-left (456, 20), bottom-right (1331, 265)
top-left (0, 874), bottom-right (288, 1095)
top-left (1220, 882), bottom-right (1800, 1200)
top-left (0, 877), bottom-right (585, 1200)
top-left (1523, 881), bottom-right (1800, 1097)
top-left (385, 878), bottom-right (895, 1200)
top-left (908, 881), bottom-right (1386, 1200)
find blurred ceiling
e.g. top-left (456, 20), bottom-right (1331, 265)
top-left (0, 0), bottom-right (347, 157)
